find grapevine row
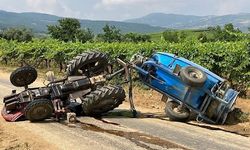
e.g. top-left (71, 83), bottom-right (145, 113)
top-left (0, 38), bottom-right (249, 95)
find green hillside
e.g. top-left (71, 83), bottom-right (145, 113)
top-left (126, 13), bottom-right (250, 32)
top-left (0, 10), bottom-right (165, 34)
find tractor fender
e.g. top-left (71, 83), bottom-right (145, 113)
top-left (1, 106), bottom-right (25, 122)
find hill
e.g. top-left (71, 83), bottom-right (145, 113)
top-left (0, 10), bottom-right (165, 34)
top-left (125, 13), bottom-right (250, 32)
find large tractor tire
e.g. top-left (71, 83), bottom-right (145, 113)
top-left (66, 51), bottom-right (109, 77)
top-left (82, 85), bottom-right (126, 116)
top-left (165, 101), bottom-right (190, 122)
top-left (24, 99), bottom-right (53, 122)
top-left (180, 66), bottom-right (207, 87)
top-left (10, 66), bottom-right (37, 87)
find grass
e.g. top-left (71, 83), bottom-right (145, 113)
top-left (149, 32), bottom-right (164, 41)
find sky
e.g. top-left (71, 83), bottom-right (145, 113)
top-left (0, 0), bottom-right (250, 21)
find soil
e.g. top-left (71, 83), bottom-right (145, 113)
top-left (0, 117), bottom-right (56, 150)
top-left (131, 86), bottom-right (165, 111)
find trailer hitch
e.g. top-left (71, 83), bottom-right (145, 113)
top-left (112, 58), bottom-right (137, 117)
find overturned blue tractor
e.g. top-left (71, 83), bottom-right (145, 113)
top-left (126, 52), bottom-right (238, 124)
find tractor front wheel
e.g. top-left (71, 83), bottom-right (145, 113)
top-left (10, 66), bottom-right (37, 87)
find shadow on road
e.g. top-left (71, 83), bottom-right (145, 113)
top-left (103, 109), bottom-right (167, 119)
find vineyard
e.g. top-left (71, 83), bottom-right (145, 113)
top-left (0, 38), bottom-right (249, 96)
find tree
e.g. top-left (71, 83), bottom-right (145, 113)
top-left (0, 27), bottom-right (33, 42)
top-left (208, 24), bottom-right (242, 42)
top-left (0, 31), bottom-right (2, 38)
top-left (76, 28), bottom-right (94, 43)
top-left (163, 30), bottom-right (179, 43)
top-left (139, 34), bottom-right (151, 42)
top-left (123, 33), bottom-right (136, 42)
top-left (123, 33), bottom-right (151, 42)
top-left (98, 24), bottom-right (122, 43)
top-left (47, 18), bottom-right (93, 43)
top-left (197, 33), bottom-right (208, 43)
top-left (210, 25), bottom-right (223, 41)
top-left (178, 31), bottom-right (187, 41)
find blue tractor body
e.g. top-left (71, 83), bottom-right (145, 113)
top-left (134, 52), bottom-right (238, 124)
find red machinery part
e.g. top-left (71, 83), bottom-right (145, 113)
top-left (1, 106), bottom-right (25, 122)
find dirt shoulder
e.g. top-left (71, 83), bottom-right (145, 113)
top-left (0, 112), bottom-right (57, 150)
top-left (0, 69), bottom-right (56, 150)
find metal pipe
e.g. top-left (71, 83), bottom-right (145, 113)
top-left (106, 68), bottom-right (125, 80)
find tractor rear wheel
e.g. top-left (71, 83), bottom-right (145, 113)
top-left (66, 51), bottom-right (109, 77)
top-left (82, 85), bottom-right (126, 116)
top-left (24, 99), bottom-right (53, 122)
top-left (165, 101), bottom-right (190, 122)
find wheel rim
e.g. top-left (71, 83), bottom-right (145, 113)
top-left (188, 70), bottom-right (203, 79)
top-left (80, 61), bottom-right (106, 76)
top-left (171, 102), bottom-right (189, 115)
top-left (11, 67), bottom-right (37, 87)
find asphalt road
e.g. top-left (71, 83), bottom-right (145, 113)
top-left (0, 75), bottom-right (250, 150)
